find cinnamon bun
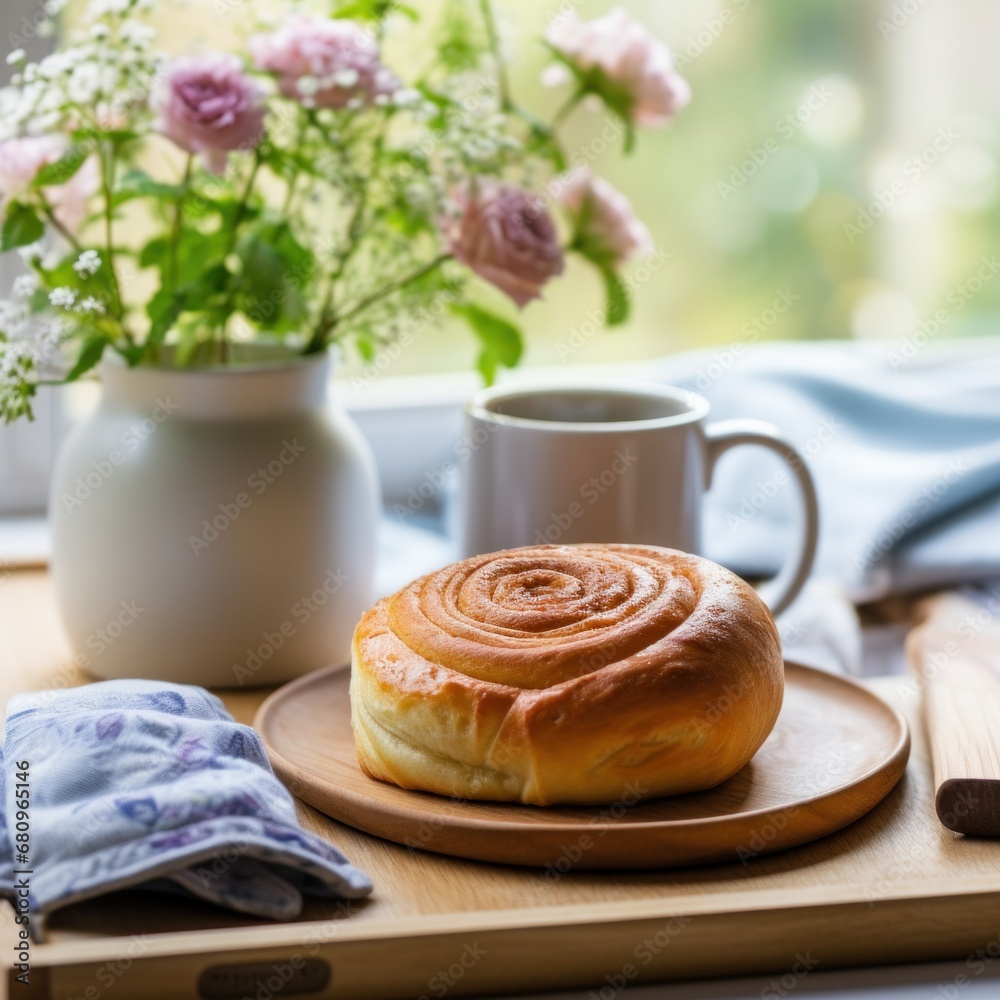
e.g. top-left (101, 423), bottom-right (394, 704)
top-left (350, 544), bottom-right (783, 806)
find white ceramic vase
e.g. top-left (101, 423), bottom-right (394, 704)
top-left (50, 349), bottom-right (379, 687)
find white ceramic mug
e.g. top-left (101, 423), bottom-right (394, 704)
top-left (459, 381), bottom-right (819, 616)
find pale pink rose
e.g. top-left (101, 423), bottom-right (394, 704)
top-left (249, 16), bottom-right (399, 110)
top-left (557, 168), bottom-right (652, 267)
top-left (46, 156), bottom-right (101, 233)
top-left (442, 182), bottom-right (565, 309)
top-left (153, 54), bottom-right (266, 173)
top-left (545, 7), bottom-right (690, 127)
top-left (0, 136), bottom-right (99, 234)
top-left (0, 136), bottom-right (63, 199)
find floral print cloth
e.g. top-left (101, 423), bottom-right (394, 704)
top-left (0, 680), bottom-right (371, 923)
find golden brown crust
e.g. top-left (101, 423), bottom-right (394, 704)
top-left (350, 544), bottom-right (784, 806)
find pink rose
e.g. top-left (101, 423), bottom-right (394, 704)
top-left (545, 7), bottom-right (690, 127)
top-left (249, 16), bottom-right (399, 110)
top-left (47, 156), bottom-right (101, 233)
top-left (153, 54), bottom-right (266, 173)
top-left (557, 168), bottom-right (652, 267)
top-left (442, 182), bottom-right (565, 309)
top-left (0, 136), bottom-right (99, 233)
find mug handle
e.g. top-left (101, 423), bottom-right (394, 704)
top-left (704, 419), bottom-right (820, 617)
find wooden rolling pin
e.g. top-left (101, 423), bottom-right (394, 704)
top-left (907, 589), bottom-right (1000, 835)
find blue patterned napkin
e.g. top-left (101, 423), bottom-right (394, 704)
top-left (0, 680), bottom-right (371, 924)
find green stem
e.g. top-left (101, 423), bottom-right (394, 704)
top-left (310, 110), bottom-right (392, 347)
top-left (552, 89), bottom-right (585, 127)
top-left (217, 151), bottom-right (263, 356)
top-left (479, 0), bottom-right (512, 111)
top-left (167, 153), bottom-right (194, 296)
top-left (38, 203), bottom-right (83, 253)
top-left (98, 141), bottom-right (131, 344)
top-left (305, 254), bottom-right (451, 355)
top-left (224, 151), bottom-right (262, 259)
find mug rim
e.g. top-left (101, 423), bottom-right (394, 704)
top-left (465, 380), bottom-right (710, 432)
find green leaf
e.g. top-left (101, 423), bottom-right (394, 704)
top-left (334, 0), bottom-right (413, 20)
top-left (113, 169), bottom-right (185, 207)
top-left (355, 334), bottom-right (377, 363)
top-left (141, 229), bottom-right (229, 288)
top-left (475, 349), bottom-right (498, 385)
top-left (452, 303), bottom-right (523, 384)
top-left (452, 303), bottom-right (523, 366)
top-left (64, 335), bottom-right (107, 382)
top-left (146, 287), bottom-right (184, 346)
top-left (1, 201), bottom-right (45, 252)
top-left (138, 236), bottom-right (168, 270)
top-left (33, 148), bottom-right (88, 188)
top-left (71, 127), bottom-right (136, 148)
top-left (233, 223), bottom-right (311, 332)
top-left (601, 266), bottom-right (630, 326)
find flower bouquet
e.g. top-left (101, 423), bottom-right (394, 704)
top-left (0, 0), bottom-right (688, 423)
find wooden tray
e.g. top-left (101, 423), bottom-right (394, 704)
top-left (5, 571), bottom-right (1000, 1000)
top-left (253, 662), bottom-right (910, 869)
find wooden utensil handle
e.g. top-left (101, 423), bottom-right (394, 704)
top-left (907, 592), bottom-right (1000, 835)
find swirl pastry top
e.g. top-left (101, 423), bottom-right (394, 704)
top-left (350, 544), bottom-right (784, 806)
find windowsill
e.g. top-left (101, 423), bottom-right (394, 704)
top-left (0, 514), bottom-right (50, 569)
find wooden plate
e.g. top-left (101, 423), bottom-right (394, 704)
top-left (254, 662), bottom-right (909, 869)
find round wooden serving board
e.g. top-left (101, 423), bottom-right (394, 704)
top-left (254, 662), bottom-right (910, 869)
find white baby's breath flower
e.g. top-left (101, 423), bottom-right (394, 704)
top-left (73, 249), bottom-right (102, 277)
top-left (391, 87), bottom-right (420, 107)
top-left (11, 274), bottom-right (40, 299)
top-left (68, 63), bottom-right (101, 104)
top-left (0, 300), bottom-right (29, 335)
top-left (295, 76), bottom-right (320, 99)
top-left (120, 20), bottom-right (155, 47)
top-left (6, 50), bottom-right (26, 66)
top-left (87, 0), bottom-right (131, 18)
top-left (76, 295), bottom-right (106, 315)
top-left (48, 287), bottom-right (77, 308)
top-left (16, 243), bottom-right (44, 264)
top-left (332, 68), bottom-right (360, 89)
